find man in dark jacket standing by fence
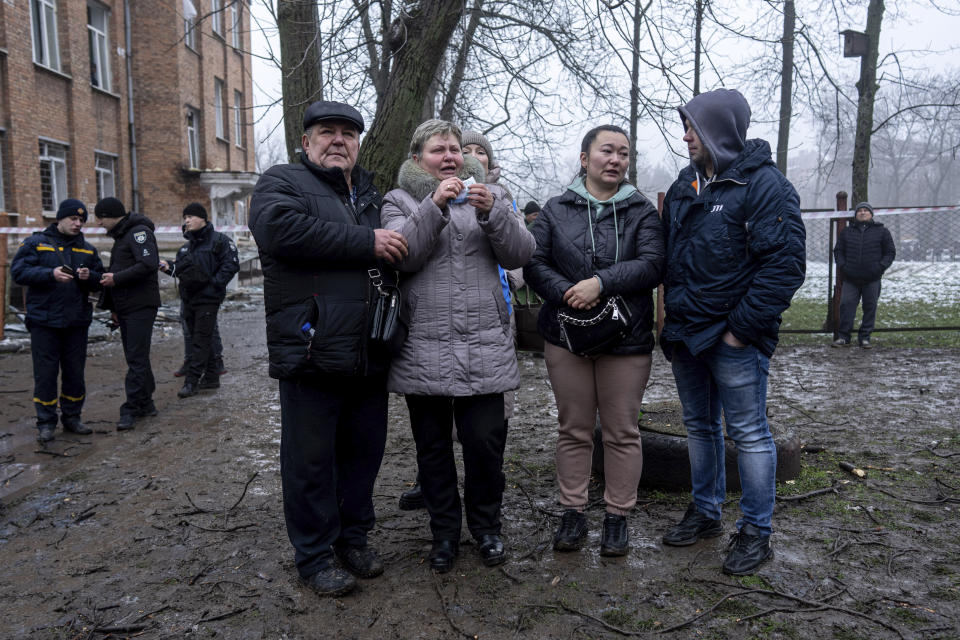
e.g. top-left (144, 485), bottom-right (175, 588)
top-left (659, 89), bottom-right (806, 575)
top-left (160, 203), bottom-right (239, 397)
top-left (95, 197), bottom-right (161, 431)
top-left (832, 202), bottom-right (895, 348)
top-left (11, 199), bottom-right (103, 442)
top-left (249, 101), bottom-right (408, 597)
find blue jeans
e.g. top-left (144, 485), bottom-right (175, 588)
top-left (670, 340), bottom-right (776, 535)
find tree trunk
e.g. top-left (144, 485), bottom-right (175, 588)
top-left (851, 0), bottom-right (884, 205)
top-left (776, 0), bottom-right (795, 175)
top-left (628, 0), bottom-right (643, 185)
top-left (693, 0), bottom-right (704, 96)
top-left (440, 0), bottom-right (483, 121)
top-left (359, 1), bottom-right (466, 195)
top-left (278, 0), bottom-right (323, 162)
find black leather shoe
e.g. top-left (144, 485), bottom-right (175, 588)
top-left (662, 502), bottom-right (724, 546)
top-left (198, 375), bottom-right (220, 390)
top-left (135, 403), bottom-right (158, 418)
top-left (37, 425), bottom-right (56, 442)
top-left (722, 523), bottom-right (773, 575)
top-left (600, 513), bottom-right (629, 557)
top-left (62, 419), bottom-right (92, 435)
top-left (553, 509), bottom-right (588, 551)
top-left (177, 381), bottom-right (198, 398)
top-left (399, 481), bottom-right (426, 510)
top-left (300, 565), bottom-right (356, 597)
top-left (428, 540), bottom-right (459, 573)
top-left (173, 362), bottom-right (188, 377)
top-left (335, 545), bottom-right (384, 578)
top-left (116, 415), bottom-right (136, 431)
top-left (477, 534), bottom-right (506, 567)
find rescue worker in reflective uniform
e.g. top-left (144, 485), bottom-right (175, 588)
top-left (159, 202), bottom-right (239, 398)
top-left (11, 199), bottom-right (104, 442)
top-left (94, 197), bottom-right (161, 431)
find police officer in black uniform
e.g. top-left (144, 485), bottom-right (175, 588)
top-left (159, 202), bottom-right (239, 398)
top-left (94, 197), bottom-right (161, 430)
top-left (11, 199), bottom-right (104, 442)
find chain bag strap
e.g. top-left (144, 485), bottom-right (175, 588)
top-left (556, 295), bottom-right (631, 356)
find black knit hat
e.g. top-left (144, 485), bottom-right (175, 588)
top-left (183, 202), bottom-right (208, 220)
top-left (302, 101), bottom-right (364, 133)
top-left (522, 201), bottom-right (541, 215)
top-left (854, 201), bottom-right (874, 217)
top-left (94, 197), bottom-right (127, 219)
top-left (56, 198), bottom-right (88, 222)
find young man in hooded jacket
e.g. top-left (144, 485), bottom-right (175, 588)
top-left (160, 203), bottom-right (239, 397)
top-left (11, 199), bottom-right (103, 442)
top-left (832, 202), bottom-right (895, 348)
top-left (95, 197), bottom-right (161, 431)
top-left (659, 89), bottom-right (806, 575)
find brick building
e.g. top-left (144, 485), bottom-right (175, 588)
top-left (0, 0), bottom-right (257, 229)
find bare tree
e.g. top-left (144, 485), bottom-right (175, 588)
top-left (276, 0), bottom-right (323, 161)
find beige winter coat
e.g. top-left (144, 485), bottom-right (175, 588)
top-left (382, 156), bottom-right (535, 396)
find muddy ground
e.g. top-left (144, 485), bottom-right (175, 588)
top-left (1, 299), bottom-right (958, 640)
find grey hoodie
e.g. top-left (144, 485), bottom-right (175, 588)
top-left (678, 88), bottom-right (751, 176)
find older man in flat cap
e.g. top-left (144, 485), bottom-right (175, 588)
top-left (250, 101), bottom-right (408, 597)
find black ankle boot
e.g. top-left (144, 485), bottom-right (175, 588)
top-left (399, 478), bottom-right (426, 510)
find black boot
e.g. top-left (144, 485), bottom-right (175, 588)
top-left (428, 540), bottom-right (459, 573)
top-left (399, 476), bottom-right (426, 510)
top-left (300, 565), bottom-right (356, 597)
top-left (37, 424), bottom-right (56, 442)
top-left (116, 414), bottom-right (136, 431)
top-left (178, 380), bottom-right (198, 398)
top-left (173, 361), bottom-right (189, 377)
top-left (553, 509), bottom-right (588, 551)
top-left (198, 374), bottom-right (220, 390)
top-left (662, 502), bottom-right (723, 546)
top-left (62, 418), bottom-right (92, 435)
top-left (722, 523), bottom-right (773, 575)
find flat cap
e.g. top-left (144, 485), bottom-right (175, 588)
top-left (302, 101), bottom-right (365, 133)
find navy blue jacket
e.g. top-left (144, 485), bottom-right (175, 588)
top-left (524, 185), bottom-right (664, 355)
top-left (168, 223), bottom-right (240, 306)
top-left (11, 224), bottom-right (104, 328)
top-left (661, 139), bottom-right (806, 358)
top-left (833, 218), bottom-right (895, 285)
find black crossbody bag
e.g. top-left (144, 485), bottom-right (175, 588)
top-left (368, 269), bottom-right (407, 355)
top-left (557, 295), bottom-right (631, 356)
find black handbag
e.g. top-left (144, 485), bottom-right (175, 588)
top-left (368, 269), bottom-right (407, 355)
top-left (557, 295), bottom-right (631, 356)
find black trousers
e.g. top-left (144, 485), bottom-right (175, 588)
top-left (838, 279), bottom-right (881, 343)
top-left (181, 299), bottom-right (222, 366)
top-left (29, 324), bottom-right (88, 428)
top-left (118, 307), bottom-right (157, 417)
top-left (182, 302), bottom-right (219, 382)
top-left (405, 394), bottom-right (506, 542)
top-left (279, 374), bottom-right (388, 578)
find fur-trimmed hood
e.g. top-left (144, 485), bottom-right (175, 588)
top-left (396, 154), bottom-right (486, 202)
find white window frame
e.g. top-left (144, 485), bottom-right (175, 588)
top-left (183, 0), bottom-right (197, 50)
top-left (87, 2), bottom-right (111, 91)
top-left (233, 90), bottom-right (243, 148)
top-left (186, 109), bottom-right (200, 168)
top-left (214, 78), bottom-right (226, 140)
top-left (31, 0), bottom-right (61, 71)
top-left (211, 0), bottom-right (223, 37)
top-left (95, 153), bottom-right (116, 200)
top-left (230, 1), bottom-right (240, 49)
top-left (39, 140), bottom-right (68, 214)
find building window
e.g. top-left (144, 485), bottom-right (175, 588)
top-left (87, 3), bottom-right (111, 91)
top-left (183, 0), bottom-right (197, 50)
top-left (186, 109), bottom-right (200, 168)
top-left (39, 140), bottom-right (68, 213)
top-left (230, 1), bottom-right (240, 49)
top-left (233, 90), bottom-right (244, 148)
top-left (95, 153), bottom-right (116, 200)
top-left (214, 78), bottom-right (226, 140)
top-left (31, 0), bottom-right (61, 71)
top-left (211, 0), bottom-right (223, 37)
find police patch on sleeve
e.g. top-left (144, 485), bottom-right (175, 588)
top-left (134, 231), bottom-right (147, 244)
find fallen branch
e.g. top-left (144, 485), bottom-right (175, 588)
top-left (227, 472), bottom-right (259, 512)
top-left (198, 606), bottom-right (251, 623)
top-left (179, 520), bottom-right (256, 533)
top-left (93, 624), bottom-right (147, 633)
top-left (558, 601), bottom-right (650, 636)
top-left (34, 449), bottom-right (71, 458)
top-left (659, 589), bottom-right (765, 633)
top-left (869, 483), bottom-right (959, 505)
top-left (432, 572), bottom-right (475, 638)
top-left (776, 485), bottom-right (839, 502)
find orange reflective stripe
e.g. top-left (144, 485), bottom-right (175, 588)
top-left (71, 248), bottom-right (94, 254)
top-left (36, 246), bottom-right (55, 251)
top-left (60, 393), bottom-right (85, 402)
top-left (33, 397), bottom-right (58, 406)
